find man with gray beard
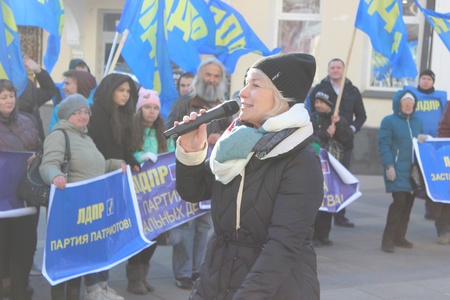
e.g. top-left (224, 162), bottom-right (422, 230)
top-left (165, 57), bottom-right (230, 145)
top-left (164, 57), bottom-right (232, 290)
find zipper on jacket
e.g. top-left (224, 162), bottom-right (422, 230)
top-left (406, 116), bottom-right (415, 164)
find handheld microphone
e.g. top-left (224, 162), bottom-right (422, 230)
top-left (164, 100), bottom-right (240, 139)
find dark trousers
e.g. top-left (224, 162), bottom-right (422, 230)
top-left (313, 211), bottom-right (332, 240)
top-left (382, 192), bottom-right (415, 243)
top-left (51, 277), bottom-right (81, 300)
top-left (427, 200), bottom-right (450, 236)
top-left (0, 213), bottom-right (38, 300)
top-left (128, 243), bottom-right (157, 265)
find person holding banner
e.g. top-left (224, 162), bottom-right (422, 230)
top-left (0, 79), bottom-right (41, 300)
top-left (174, 53), bottom-right (323, 299)
top-left (39, 94), bottom-right (126, 300)
top-left (404, 69), bottom-right (448, 221)
top-left (433, 102), bottom-right (450, 245)
top-left (124, 88), bottom-right (175, 295)
top-left (85, 73), bottom-right (139, 300)
top-left (308, 58), bottom-right (367, 228)
top-left (310, 91), bottom-right (353, 247)
top-left (378, 90), bottom-right (427, 254)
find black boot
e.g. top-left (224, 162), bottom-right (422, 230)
top-left (381, 240), bottom-right (395, 253)
top-left (142, 264), bottom-right (155, 292)
top-left (66, 278), bottom-right (81, 300)
top-left (51, 283), bottom-right (66, 300)
top-left (126, 263), bottom-right (148, 295)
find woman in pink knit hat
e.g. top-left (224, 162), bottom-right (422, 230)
top-left (125, 87), bottom-right (175, 295)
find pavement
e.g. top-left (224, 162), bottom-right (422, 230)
top-left (28, 175), bottom-right (450, 300)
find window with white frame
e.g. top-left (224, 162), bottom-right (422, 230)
top-left (274, 0), bottom-right (427, 92)
top-left (276, 0), bottom-right (322, 55)
top-left (368, 0), bottom-right (425, 89)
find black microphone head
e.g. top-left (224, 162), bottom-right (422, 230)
top-left (222, 100), bottom-right (240, 116)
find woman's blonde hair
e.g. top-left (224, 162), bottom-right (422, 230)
top-left (245, 68), bottom-right (293, 120)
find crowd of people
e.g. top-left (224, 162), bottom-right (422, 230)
top-left (1, 51), bottom-right (450, 300)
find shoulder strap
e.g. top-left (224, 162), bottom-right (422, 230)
top-left (52, 129), bottom-right (71, 163)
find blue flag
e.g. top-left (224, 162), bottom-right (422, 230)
top-left (415, 0), bottom-right (450, 53)
top-left (165, 0), bottom-right (216, 74)
top-left (354, 0), bottom-right (417, 78)
top-left (0, 0), bottom-right (27, 95)
top-left (10, 0), bottom-right (64, 73)
top-left (203, 0), bottom-right (281, 73)
top-left (117, 0), bottom-right (178, 117)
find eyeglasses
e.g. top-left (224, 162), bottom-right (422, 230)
top-left (72, 109), bottom-right (91, 117)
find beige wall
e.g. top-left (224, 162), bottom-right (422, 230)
top-left (50, 0), bottom-right (124, 83)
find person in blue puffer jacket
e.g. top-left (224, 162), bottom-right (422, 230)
top-left (378, 90), bottom-right (427, 253)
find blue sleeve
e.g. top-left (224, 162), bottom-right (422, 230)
top-left (49, 104), bottom-right (60, 132)
top-left (304, 94), bottom-right (312, 114)
top-left (378, 117), bottom-right (394, 168)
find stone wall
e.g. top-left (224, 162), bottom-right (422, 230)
top-left (350, 127), bottom-right (383, 176)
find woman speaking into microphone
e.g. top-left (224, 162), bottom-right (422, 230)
top-left (173, 53), bottom-right (324, 300)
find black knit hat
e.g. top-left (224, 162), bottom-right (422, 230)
top-left (315, 91), bottom-right (333, 107)
top-left (419, 69), bottom-right (435, 82)
top-left (251, 53), bottom-right (316, 103)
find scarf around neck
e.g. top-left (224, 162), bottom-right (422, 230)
top-left (210, 103), bottom-right (312, 184)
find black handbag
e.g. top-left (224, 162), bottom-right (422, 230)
top-left (17, 129), bottom-right (71, 207)
top-left (410, 163), bottom-right (426, 198)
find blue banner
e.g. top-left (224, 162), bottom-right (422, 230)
top-left (414, 138), bottom-right (450, 203)
top-left (354, 0), bottom-right (417, 78)
top-left (116, 0), bottom-right (179, 117)
top-left (10, 0), bottom-right (64, 73)
top-left (133, 152), bottom-right (208, 241)
top-left (203, 0), bottom-right (281, 73)
top-left (0, 0), bottom-right (27, 96)
top-left (0, 151), bottom-right (37, 218)
top-left (43, 168), bottom-right (151, 286)
top-left (414, 0), bottom-right (450, 53)
top-left (41, 148), bottom-right (360, 284)
top-left (319, 150), bottom-right (362, 213)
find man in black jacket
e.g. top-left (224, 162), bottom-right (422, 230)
top-left (308, 58), bottom-right (367, 228)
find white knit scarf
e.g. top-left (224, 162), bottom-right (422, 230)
top-left (209, 104), bottom-right (313, 230)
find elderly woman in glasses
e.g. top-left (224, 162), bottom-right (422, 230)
top-left (39, 94), bottom-right (125, 300)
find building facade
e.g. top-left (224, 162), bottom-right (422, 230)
top-left (35, 0), bottom-right (449, 174)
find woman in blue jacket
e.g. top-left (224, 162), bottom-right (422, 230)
top-left (378, 90), bottom-right (426, 253)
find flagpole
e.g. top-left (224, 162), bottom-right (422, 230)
top-left (334, 27), bottom-right (357, 117)
top-left (106, 29), bottom-right (129, 77)
top-left (104, 31), bottom-right (120, 78)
